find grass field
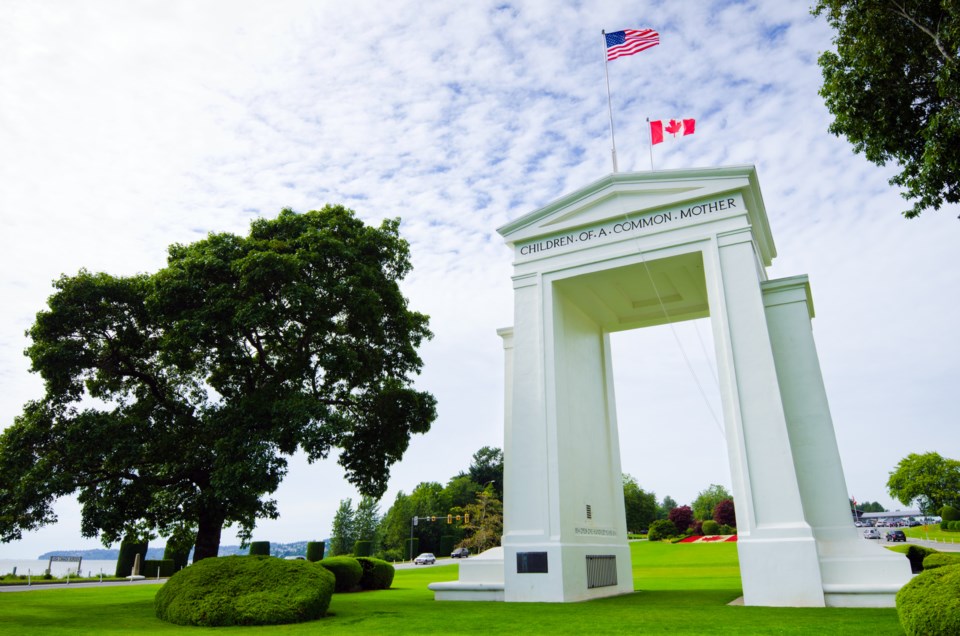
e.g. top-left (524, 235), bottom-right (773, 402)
top-left (0, 541), bottom-right (906, 635)
top-left (904, 525), bottom-right (960, 544)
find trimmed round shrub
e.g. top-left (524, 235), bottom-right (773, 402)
top-left (719, 524), bottom-right (737, 535)
top-left (154, 555), bottom-right (335, 626)
top-left (647, 519), bottom-right (678, 541)
top-left (356, 557), bottom-right (395, 590)
top-left (896, 563), bottom-right (960, 635)
top-left (940, 505), bottom-right (960, 521)
top-left (306, 541), bottom-right (325, 562)
top-left (701, 520), bottom-right (720, 535)
top-left (249, 541), bottom-right (270, 556)
top-left (319, 556), bottom-right (363, 592)
top-left (923, 553), bottom-right (960, 570)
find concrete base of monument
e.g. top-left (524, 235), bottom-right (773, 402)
top-left (815, 527), bottom-right (914, 607)
top-left (428, 547), bottom-right (505, 601)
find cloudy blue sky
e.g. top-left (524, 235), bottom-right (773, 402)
top-left (1, 1), bottom-right (957, 558)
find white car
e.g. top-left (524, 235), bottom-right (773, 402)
top-left (863, 528), bottom-right (881, 539)
top-left (414, 552), bottom-right (436, 565)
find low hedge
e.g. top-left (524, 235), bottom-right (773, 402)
top-left (115, 540), bottom-right (148, 578)
top-left (141, 559), bottom-right (176, 578)
top-left (647, 519), bottom-right (677, 541)
top-left (887, 544), bottom-right (938, 573)
top-left (896, 564), bottom-right (960, 636)
top-left (318, 556), bottom-right (363, 592)
top-left (923, 553), bottom-right (960, 570)
top-left (249, 541), bottom-right (270, 556)
top-left (356, 557), bottom-right (395, 590)
top-left (353, 540), bottom-right (372, 557)
top-left (155, 555), bottom-right (335, 627)
top-left (306, 541), bottom-right (325, 562)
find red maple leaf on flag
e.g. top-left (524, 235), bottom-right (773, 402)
top-left (665, 119), bottom-right (683, 135)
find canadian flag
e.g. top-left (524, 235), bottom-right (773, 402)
top-left (650, 118), bottom-right (696, 145)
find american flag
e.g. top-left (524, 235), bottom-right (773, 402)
top-left (605, 28), bottom-right (659, 61)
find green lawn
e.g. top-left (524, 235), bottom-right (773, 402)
top-left (904, 525), bottom-right (960, 544)
top-left (0, 542), bottom-right (905, 635)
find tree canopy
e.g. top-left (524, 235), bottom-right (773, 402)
top-left (813, 0), bottom-right (960, 218)
top-left (691, 484), bottom-right (732, 522)
top-left (467, 446), bottom-right (503, 500)
top-left (622, 474), bottom-right (657, 533)
top-left (0, 206), bottom-right (436, 560)
top-left (887, 452), bottom-right (960, 514)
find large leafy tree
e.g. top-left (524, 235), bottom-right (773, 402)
top-left (887, 452), bottom-right (960, 514)
top-left (459, 490), bottom-right (503, 554)
top-left (467, 446), bottom-right (503, 500)
top-left (813, 1), bottom-right (960, 218)
top-left (622, 474), bottom-right (657, 533)
top-left (691, 484), bottom-right (732, 522)
top-left (329, 499), bottom-right (356, 556)
top-left (0, 206), bottom-right (436, 561)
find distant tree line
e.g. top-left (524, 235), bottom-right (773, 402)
top-left (328, 446), bottom-right (503, 561)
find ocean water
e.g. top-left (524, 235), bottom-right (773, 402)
top-left (0, 559), bottom-right (119, 578)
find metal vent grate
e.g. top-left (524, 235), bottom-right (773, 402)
top-left (586, 504), bottom-right (592, 519)
top-left (586, 555), bottom-right (617, 589)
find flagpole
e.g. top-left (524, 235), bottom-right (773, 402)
top-left (601, 30), bottom-right (618, 173)
top-left (647, 117), bottom-right (654, 171)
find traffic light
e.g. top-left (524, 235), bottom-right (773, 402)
top-left (456, 515), bottom-right (461, 521)
top-left (464, 513), bottom-right (470, 523)
top-left (447, 514), bottom-right (453, 524)
top-left (431, 516), bottom-right (436, 522)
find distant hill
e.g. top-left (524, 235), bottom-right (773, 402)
top-left (38, 540), bottom-right (325, 561)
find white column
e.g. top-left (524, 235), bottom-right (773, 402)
top-left (762, 276), bottom-right (912, 607)
top-left (710, 229), bottom-right (825, 607)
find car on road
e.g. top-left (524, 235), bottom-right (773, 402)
top-left (863, 528), bottom-right (880, 539)
top-left (414, 552), bottom-right (436, 565)
top-left (886, 530), bottom-right (906, 542)
top-left (451, 547), bottom-right (470, 559)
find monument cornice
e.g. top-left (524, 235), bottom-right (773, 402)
top-left (497, 165), bottom-right (776, 267)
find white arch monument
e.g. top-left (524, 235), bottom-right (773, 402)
top-left (432, 165), bottom-right (911, 607)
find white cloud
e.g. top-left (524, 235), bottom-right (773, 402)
top-left (0, 0), bottom-right (956, 556)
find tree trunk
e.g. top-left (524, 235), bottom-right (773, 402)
top-left (192, 508), bottom-right (225, 563)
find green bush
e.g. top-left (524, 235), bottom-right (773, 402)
top-left (647, 519), bottom-right (678, 541)
top-left (888, 544), bottom-right (939, 573)
top-left (163, 545), bottom-right (190, 572)
top-left (306, 541), bottom-right (325, 562)
top-left (701, 520), bottom-right (720, 535)
top-left (141, 559), bottom-right (176, 578)
top-left (377, 548), bottom-right (405, 562)
top-left (353, 540), bottom-right (372, 557)
top-left (356, 556), bottom-right (395, 590)
top-left (318, 556), bottom-right (363, 592)
top-left (249, 541), bottom-right (270, 556)
top-left (940, 505), bottom-right (960, 521)
top-left (719, 524), bottom-right (736, 535)
top-left (154, 555), bottom-right (335, 626)
top-left (923, 553), bottom-right (960, 570)
top-left (896, 564), bottom-right (960, 636)
top-left (115, 539), bottom-right (148, 578)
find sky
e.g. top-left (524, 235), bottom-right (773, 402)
top-left (0, 1), bottom-right (957, 558)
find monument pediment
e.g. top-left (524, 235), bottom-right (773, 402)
top-left (497, 165), bottom-right (776, 267)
